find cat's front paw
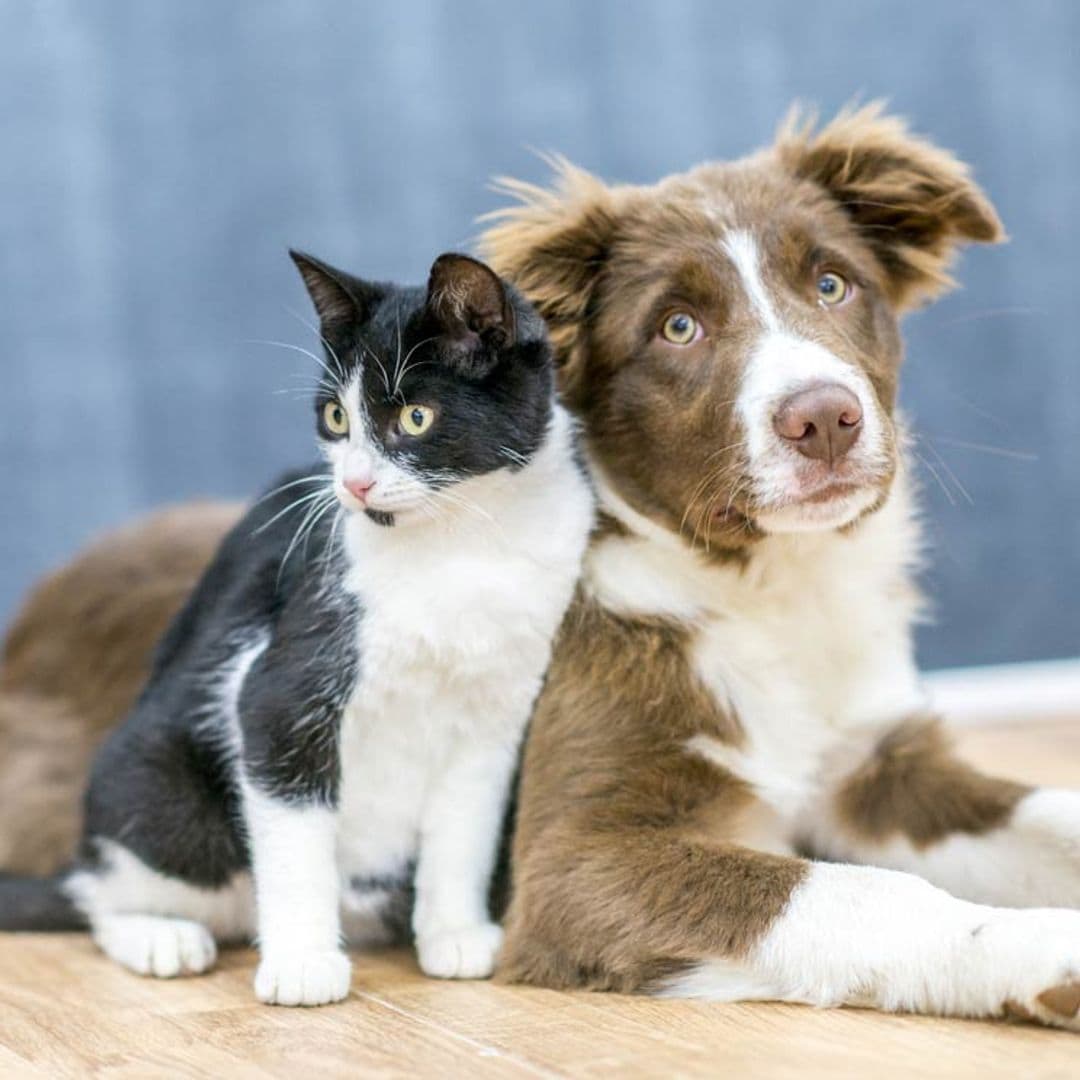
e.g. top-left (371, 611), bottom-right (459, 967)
top-left (416, 921), bottom-right (503, 980)
top-left (254, 948), bottom-right (351, 1006)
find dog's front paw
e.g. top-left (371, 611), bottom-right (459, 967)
top-left (416, 921), bottom-right (503, 979)
top-left (983, 910), bottom-right (1080, 1032)
top-left (254, 948), bottom-right (351, 1006)
top-left (1004, 980), bottom-right (1080, 1030)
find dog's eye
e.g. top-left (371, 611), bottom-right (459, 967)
top-left (399, 404), bottom-right (435, 436)
top-left (660, 312), bottom-right (700, 345)
top-left (817, 272), bottom-right (850, 306)
top-left (322, 401), bottom-right (349, 437)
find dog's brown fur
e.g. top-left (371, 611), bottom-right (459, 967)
top-left (0, 107), bottom-right (1032, 1007)
top-left (0, 503), bottom-right (241, 873)
top-left (501, 592), bottom-right (805, 990)
top-left (483, 106), bottom-right (1000, 559)
top-left (832, 716), bottom-right (1028, 848)
top-left (480, 106), bottom-right (1013, 991)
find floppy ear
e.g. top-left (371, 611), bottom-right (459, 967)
top-left (478, 158), bottom-right (619, 401)
top-left (774, 103), bottom-right (1005, 310)
top-left (424, 253), bottom-right (516, 378)
top-left (289, 250), bottom-right (381, 327)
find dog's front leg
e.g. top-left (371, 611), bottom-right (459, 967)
top-left (805, 715), bottom-right (1080, 908)
top-left (673, 857), bottom-right (1080, 1029)
top-left (502, 823), bottom-right (1080, 1028)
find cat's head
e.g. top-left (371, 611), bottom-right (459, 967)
top-left (291, 250), bottom-right (554, 527)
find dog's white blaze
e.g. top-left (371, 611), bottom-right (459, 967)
top-left (721, 229), bottom-right (890, 531)
top-left (722, 230), bottom-right (782, 333)
top-left (662, 861), bottom-right (1080, 1029)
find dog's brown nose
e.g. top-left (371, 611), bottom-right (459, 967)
top-left (773, 384), bottom-right (863, 465)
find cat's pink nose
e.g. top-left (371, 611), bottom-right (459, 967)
top-left (344, 477), bottom-right (376, 503)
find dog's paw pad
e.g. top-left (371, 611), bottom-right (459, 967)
top-left (94, 915), bottom-right (217, 978)
top-left (254, 949), bottom-right (351, 1007)
top-left (1037, 981), bottom-right (1080, 1020)
top-left (417, 922), bottom-right (503, 980)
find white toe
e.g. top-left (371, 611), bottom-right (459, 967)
top-left (93, 915), bottom-right (217, 978)
top-left (254, 949), bottom-right (351, 1007)
top-left (417, 922), bottom-right (504, 980)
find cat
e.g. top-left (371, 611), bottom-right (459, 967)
top-left (0, 250), bottom-right (594, 1006)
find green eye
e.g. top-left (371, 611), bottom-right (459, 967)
top-left (399, 404), bottom-right (434, 436)
top-left (322, 401), bottom-right (349, 436)
top-left (817, 271), bottom-right (850, 306)
top-left (661, 311), bottom-right (699, 345)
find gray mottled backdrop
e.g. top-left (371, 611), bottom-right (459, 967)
top-left (1, 0), bottom-right (1077, 668)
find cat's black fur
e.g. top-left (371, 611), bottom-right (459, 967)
top-left (0, 252), bottom-right (554, 930)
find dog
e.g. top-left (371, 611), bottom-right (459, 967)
top-left (0, 504), bottom-right (240, 874)
top-left (476, 105), bottom-right (1080, 1030)
top-left (3, 104), bottom-right (1079, 1031)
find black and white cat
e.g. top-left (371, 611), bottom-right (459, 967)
top-left (0, 251), bottom-right (593, 1006)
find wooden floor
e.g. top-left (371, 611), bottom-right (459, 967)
top-left (1, 720), bottom-right (1078, 1079)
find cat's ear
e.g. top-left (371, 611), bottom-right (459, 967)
top-left (773, 103), bottom-right (1005, 310)
top-left (425, 253), bottom-right (515, 377)
top-left (289, 250), bottom-right (381, 327)
top-left (478, 158), bottom-right (619, 404)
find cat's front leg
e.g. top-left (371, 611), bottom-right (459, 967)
top-left (412, 735), bottom-right (518, 979)
top-left (242, 783), bottom-right (350, 1006)
top-left (237, 622), bottom-right (355, 1007)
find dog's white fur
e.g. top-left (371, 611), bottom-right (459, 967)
top-left (588, 228), bottom-right (1080, 1028)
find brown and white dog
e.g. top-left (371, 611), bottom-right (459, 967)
top-left (478, 105), bottom-right (1080, 1029)
top-left (3, 105), bottom-right (1079, 1031)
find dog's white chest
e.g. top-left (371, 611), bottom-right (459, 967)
top-left (585, 479), bottom-right (927, 843)
top-left (689, 524), bottom-right (927, 837)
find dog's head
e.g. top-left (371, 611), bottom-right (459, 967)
top-left (481, 105), bottom-right (1003, 551)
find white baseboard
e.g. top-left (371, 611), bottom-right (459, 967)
top-left (925, 658), bottom-right (1080, 727)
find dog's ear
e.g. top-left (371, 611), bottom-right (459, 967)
top-left (479, 158), bottom-right (619, 402)
top-left (774, 103), bottom-right (1005, 310)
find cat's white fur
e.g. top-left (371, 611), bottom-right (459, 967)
top-left (72, 397), bottom-right (593, 1006)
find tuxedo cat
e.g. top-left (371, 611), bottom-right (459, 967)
top-left (0, 251), bottom-right (594, 1006)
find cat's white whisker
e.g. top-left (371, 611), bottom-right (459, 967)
top-left (255, 475), bottom-right (330, 507)
top-left (285, 305), bottom-right (348, 386)
top-left (252, 487), bottom-right (333, 536)
top-left (246, 338), bottom-right (342, 391)
top-left (358, 345), bottom-right (392, 398)
top-left (278, 493), bottom-right (338, 580)
top-left (392, 336), bottom-right (439, 397)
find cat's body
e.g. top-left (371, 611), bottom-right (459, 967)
top-left (2, 252), bottom-right (593, 1006)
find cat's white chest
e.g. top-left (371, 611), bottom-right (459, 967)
top-left (333, 557), bottom-right (544, 880)
top-left (333, 464), bottom-right (593, 888)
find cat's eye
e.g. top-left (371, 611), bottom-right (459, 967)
top-left (817, 271), bottom-right (851, 306)
top-left (399, 404), bottom-right (435, 437)
top-left (660, 311), bottom-right (700, 345)
top-left (322, 400), bottom-right (349, 437)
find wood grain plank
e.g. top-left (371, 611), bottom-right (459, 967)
top-left (0, 719), bottom-right (1076, 1078)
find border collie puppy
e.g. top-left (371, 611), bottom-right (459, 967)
top-left (480, 105), bottom-right (1080, 1031)
top-left (0, 252), bottom-right (593, 1006)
